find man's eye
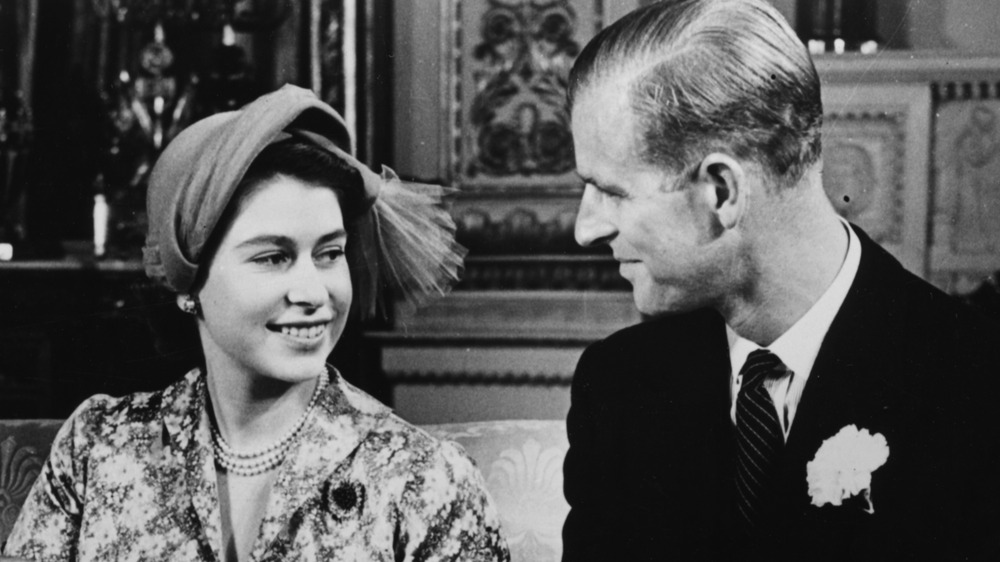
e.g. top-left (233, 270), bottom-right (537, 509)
top-left (252, 253), bottom-right (289, 266)
top-left (597, 186), bottom-right (624, 200)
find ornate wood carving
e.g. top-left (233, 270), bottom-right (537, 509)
top-left (930, 81), bottom-right (1000, 289)
top-left (821, 83), bottom-right (931, 277)
top-left (823, 109), bottom-right (907, 245)
top-left (449, 0), bottom-right (605, 193)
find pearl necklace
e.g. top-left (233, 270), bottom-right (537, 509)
top-left (211, 371), bottom-right (328, 476)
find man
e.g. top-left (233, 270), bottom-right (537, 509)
top-left (561, 1), bottom-right (1000, 560)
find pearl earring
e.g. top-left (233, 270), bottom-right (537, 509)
top-left (177, 295), bottom-right (201, 315)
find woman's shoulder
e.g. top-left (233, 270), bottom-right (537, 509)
top-left (60, 370), bottom-right (193, 439)
top-left (359, 412), bottom-right (480, 482)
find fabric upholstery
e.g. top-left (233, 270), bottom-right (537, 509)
top-left (426, 420), bottom-right (569, 562)
top-left (0, 420), bottom-right (62, 547)
top-left (0, 418), bottom-right (568, 562)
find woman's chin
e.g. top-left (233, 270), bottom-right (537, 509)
top-left (255, 356), bottom-right (330, 385)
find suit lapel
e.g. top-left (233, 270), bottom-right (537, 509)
top-left (779, 226), bottom-right (904, 515)
top-left (639, 312), bottom-right (734, 525)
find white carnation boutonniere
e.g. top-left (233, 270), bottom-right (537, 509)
top-left (807, 424), bottom-right (889, 514)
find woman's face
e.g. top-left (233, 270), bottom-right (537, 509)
top-left (196, 174), bottom-right (352, 384)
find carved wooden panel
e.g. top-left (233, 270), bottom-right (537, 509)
top-left (448, 0), bottom-right (607, 193)
top-left (821, 83), bottom-right (931, 276)
top-left (931, 83), bottom-right (1000, 292)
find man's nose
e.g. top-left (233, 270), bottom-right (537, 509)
top-left (574, 184), bottom-right (617, 248)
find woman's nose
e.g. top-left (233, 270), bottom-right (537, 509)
top-left (574, 184), bottom-right (618, 248)
top-left (286, 261), bottom-right (329, 307)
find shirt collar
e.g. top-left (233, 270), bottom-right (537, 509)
top-left (728, 218), bottom-right (861, 377)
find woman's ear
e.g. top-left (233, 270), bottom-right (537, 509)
top-left (696, 153), bottom-right (746, 230)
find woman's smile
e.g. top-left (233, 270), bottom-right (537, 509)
top-left (196, 176), bottom-right (353, 383)
top-left (269, 322), bottom-right (331, 346)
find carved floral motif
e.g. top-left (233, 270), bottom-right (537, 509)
top-left (467, 0), bottom-right (580, 178)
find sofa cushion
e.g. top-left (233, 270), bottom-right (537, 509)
top-left (426, 420), bottom-right (569, 562)
top-left (0, 420), bottom-right (63, 547)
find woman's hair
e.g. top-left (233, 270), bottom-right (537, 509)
top-left (190, 138), bottom-right (367, 298)
top-left (568, 0), bottom-right (822, 188)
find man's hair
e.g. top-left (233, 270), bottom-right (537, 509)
top-left (568, 0), bottom-right (823, 187)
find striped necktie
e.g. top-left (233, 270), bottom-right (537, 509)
top-left (735, 348), bottom-right (788, 532)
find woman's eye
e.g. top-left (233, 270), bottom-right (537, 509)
top-left (251, 253), bottom-right (289, 266)
top-left (316, 247), bottom-right (345, 264)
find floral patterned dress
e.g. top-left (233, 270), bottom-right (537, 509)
top-left (3, 368), bottom-right (510, 561)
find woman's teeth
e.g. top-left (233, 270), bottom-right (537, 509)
top-left (280, 325), bottom-right (326, 339)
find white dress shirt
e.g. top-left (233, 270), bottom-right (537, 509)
top-left (728, 219), bottom-right (861, 439)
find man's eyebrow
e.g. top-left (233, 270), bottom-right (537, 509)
top-left (578, 173), bottom-right (624, 194)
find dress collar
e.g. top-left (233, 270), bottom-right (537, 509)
top-left (158, 365), bottom-right (393, 561)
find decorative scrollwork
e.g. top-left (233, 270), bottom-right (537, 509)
top-left (467, 0), bottom-right (580, 178)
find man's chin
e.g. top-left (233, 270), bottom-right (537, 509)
top-left (631, 286), bottom-right (698, 317)
top-left (632, 290), bottom-right (670, 316)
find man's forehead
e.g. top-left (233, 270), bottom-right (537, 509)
top-left (572, 80), bottom-right (644, 179)
top-left (572, 77), bottom-right (633, 126)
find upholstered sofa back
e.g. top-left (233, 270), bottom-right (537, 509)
top-left (0, 419), bottom-right (568, 562)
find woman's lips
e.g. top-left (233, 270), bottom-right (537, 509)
top-left (279, 324), bottom-right (326, 339)
top-left (267, 322), bottom-right (330, 343)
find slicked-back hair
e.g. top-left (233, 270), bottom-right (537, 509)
top-left (568, 0), bottom-right (822, 187)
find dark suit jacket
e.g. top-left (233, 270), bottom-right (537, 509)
top-left (562, 227), bottom-right (1000, 561)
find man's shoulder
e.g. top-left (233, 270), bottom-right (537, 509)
top-left (574, 308), bottom-right (725, 390)
top-left (852, 228), bottom-right (1000, 341)
top-left (842, 227), bottom-right (1000, 379)
top-left (589, 307), bottom-right (722, 355)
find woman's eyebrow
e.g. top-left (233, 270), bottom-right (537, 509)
top-left (235, 234), bottom-right (294, 249)
top-left (317, 229), bottom-right (348, 244)
top-left (235, 230), bottom-right (348, 250)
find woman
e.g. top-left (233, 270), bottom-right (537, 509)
top-left (3, 86), bottom-right (509, 561)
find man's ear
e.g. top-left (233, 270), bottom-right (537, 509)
top-left (695, 153), bottom-right (745, 230)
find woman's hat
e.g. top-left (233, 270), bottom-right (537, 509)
top-left (144, 84), bottom-right (464, 317)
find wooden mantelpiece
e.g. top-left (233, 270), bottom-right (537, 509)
top-left (815, 51), bottom-right (1000, 85)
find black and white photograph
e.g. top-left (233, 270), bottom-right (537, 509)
top-left (2, 1), bottom-right (1000, 560)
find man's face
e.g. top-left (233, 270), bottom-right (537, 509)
top-left (572, 81), bottom-right (726, 315)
